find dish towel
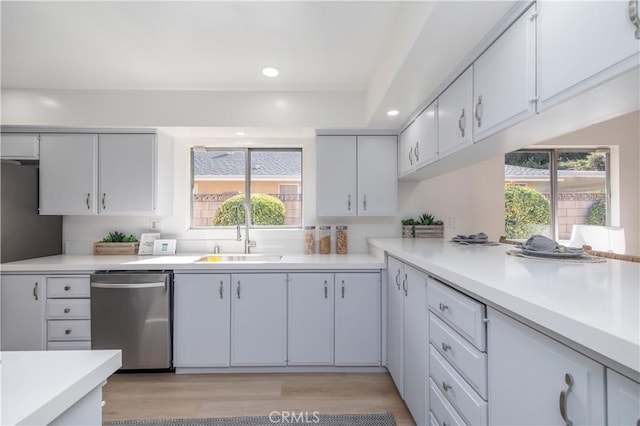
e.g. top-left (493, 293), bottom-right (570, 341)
top-left (453, 232), bottom-right (488, 242)
top-left (518, 235), bottom-right (583, 254)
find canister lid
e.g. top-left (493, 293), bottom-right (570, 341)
top-left (319, 225), bottom-right (331, 230)
top-left (336, 225), bottom-right (348, 230)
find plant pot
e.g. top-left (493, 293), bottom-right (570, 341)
top-left (402, 225), bottom-right (414, 238)
top-left (93, 242), bottom-right (140, 255)
top-left (413, 225), bottom-right (444, 238)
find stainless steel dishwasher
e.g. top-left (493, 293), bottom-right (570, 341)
top-left (90, 271), bottom-right (173, 370)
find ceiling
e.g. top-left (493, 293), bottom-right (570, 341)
top-left (1, 1), bottom-right (516, 137)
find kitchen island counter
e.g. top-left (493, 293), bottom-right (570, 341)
top-left (368, 237), bottom-right (640, 378)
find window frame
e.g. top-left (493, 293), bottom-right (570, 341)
top-left (190, 147), bottom-right (303, 230)
top-left (507, 148), bottom-right (611, 241)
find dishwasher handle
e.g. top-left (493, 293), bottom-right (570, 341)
top-left (91, 282), bottom-right (166, 289)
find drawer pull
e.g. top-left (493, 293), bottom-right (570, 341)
top-left (64, 308), bottom-right (71, 314)
top-left (219, 280), bottom-right (224, 299)
top-left (324, 280), bottom-right (328, 299)
top-left (33, 282), bottom-right (39, 301)
top-left (442, 381), bottom-right (452, 392)
top-left (559, 373), bottom-right (574, 426)
top-left (64, 286), bottom-right (71, 291)
top-left (441, 342), bottom-right (451, 352)
top-left (65, 329), bottom-right (72, 335)
top-left (439, 302), bottom-right (449, 312)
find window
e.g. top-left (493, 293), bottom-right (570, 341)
top-left (191, 148), bottom-right (302, 228)
top-left (504, 149), bottom-right (610, 241)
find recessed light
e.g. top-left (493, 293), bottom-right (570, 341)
top-left (387, 110), bottom-right (399, 117)
top-left (262, 67), bottom-right (280, 78)
top-left (235, 131), bottom-right (247, 136)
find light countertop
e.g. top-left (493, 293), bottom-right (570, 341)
top-left (0, 253), bottom-right (385, 273)
top-left (1, 350), bottom-right (121, 425)
top-left (368, 238), bottom-right (640, 377)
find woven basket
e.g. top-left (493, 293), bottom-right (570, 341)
top-left (413, 225), bottom-right (444, 238)
top-left (93, 242), bottom-right (140, 255)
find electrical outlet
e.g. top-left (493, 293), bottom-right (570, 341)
top-left (150, 219), bottom-right (162, 232)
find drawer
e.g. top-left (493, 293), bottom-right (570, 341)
top-left (429, 378), bottom-right (466, 426)
top-left (428, 411), bottom-right (439, 426)
top-left (427, 277), bottom-right (486, 350)
top-left (47, 276), bottom-right (90, 298)
top-left (47, 299), bottom-right (90, 319)
top-left (47, 320), bottom-right (91, 341)
top-left (430, 345), bottom-right (487, 426)
top-left (47, 340), bottom-right (91, 351)
top-left (429, 312), bottom-right (487, 399)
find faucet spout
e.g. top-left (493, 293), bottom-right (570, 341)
top-left (234, 204), bottom-right (243, 241)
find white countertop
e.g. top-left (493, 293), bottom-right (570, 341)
top-left (0, 253), bottom-right (385, 273)
top-left (1, 350), bottom-right (121, 425)
top-left (368, 238), bottom-right (640, 376)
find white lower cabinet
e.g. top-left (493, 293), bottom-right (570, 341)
top-left (488, 307), bottom-right (605, 425)
top-left (607, 369), bottom-right (640, 426)
top-left (46, 275), bottom-right (91, 350)
top-left (1, 274), bottom-right (46, 350)
top-left (231, 273), bottom-right (287, 366)
top-left (174, 273), bottom-right (231, 367)
top-left (334, 272), bottom-right (381, 366)
top-left (287, 273), bottom-right (334, 365)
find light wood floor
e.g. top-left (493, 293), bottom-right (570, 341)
top-left (103, 372), bottom-right (415, 426)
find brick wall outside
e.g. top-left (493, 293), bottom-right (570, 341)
top-left (555, 193), bottom-right (606, 239)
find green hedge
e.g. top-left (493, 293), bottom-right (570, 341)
top-left (586, 199), bottom-right (606, 226)
top-left (212, 194), bottom-right (286, 226)
top-left (504, 185), bottom-right (551, 239)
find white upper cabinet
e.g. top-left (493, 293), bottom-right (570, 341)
top-left (0, 133), bottom-right (39, 160)
top-left (537, 0), bottom-right (640, 110)
top-left (39, 132), bottom-right (173, 216)
top-left (317, 135), bottom-right (397, 216)
top-left (398, 102), bottom-right (437, 177)
top-left (357, 135), bottom-right (397, 216)
top-left (98, 134), bottom-right (155, 214)
top-left (40, 134), bottom-right (99, 215)
top-left (437, 67), bottom-right (473, 158)
top-left (473, 4), bottom-right (537, 142)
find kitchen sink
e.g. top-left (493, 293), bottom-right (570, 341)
top-left (195, 254), bottom-right (283, 263)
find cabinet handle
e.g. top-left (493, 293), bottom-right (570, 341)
top-left (439, 302), bottom-right (448, 312)
top-left (347, 194), bottom-right (351, 211)
top-left (324, 280), bottom-right (328, 299)
top-left (442, 381), bottom-right (452, 392)
top-left (65, 329), bottom-right (72, 335)
top-left (458, 108), bottom-right (466, 138)
top-left (403, 273), bottom-right (408, 297)
top-left (409, 146), bottom-right (414, 166)
top-left (219, 280), bottom-right (224, 299)
top-left (441, 342), bottom-right (451, 352)
top-left (102, 193), bottom-right (107, 210)
top-left (559, 373), bottom-right (574, 426)
top-left (395, 269), bottom-right (401, 290)
top-left (86, 193), bottom-right (91, 210)
top-left (236, 281), bottom-right (241, 299)
top-left (630, 0), bottom-right (640, 39)
top-left (475, 95), bottom-right (483, 128)
top-left (341, 280), bottom-right (345, 299)
top-left (64, 308), bottom-right (71, 314)
top-left (414, 141), bottom-right (419, 162)
top-left (363, 194), bottom-right (367, 211)
top-left (33, 282), bottom-right (38, 301)
top-left (64, 285), bottom-right (71, 291)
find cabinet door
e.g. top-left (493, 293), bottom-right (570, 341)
top-left (398, 124), bottom-right (416, 176)
top-left (173, 274), bottom-right (230, 367)
top-left (288, 273), bottom-right (334, 365)
top-left (387, 257), bottom-right (405, 396)
top-left (98, 134), bottom-right (155, 215)
top-left (403, 263), bottom-right (427, 426)
top-left (488, 308), bottom-right (605, 425)
top-left (316, 136), bottom-right (357, 216)
top-left (231, 273), bottom-right (287, 366)
top-left (438, 67), bottom-right (473, 157)
top-left (1, 275), bottom-right (46, 350)
top-left (0, 133), bottom-right (39, 159)
top-left (39, 134), bottom-right (98, 215)
top-left (335, 272), bottom-right (381, 366)
top-left (357, 135), bottom-right (397, 216)
top-left (414, 102), bottom-right (438, 168)
top-left (473, 4), bottom-right (536, 141)
top-left (538, 0), bottom-right (640, 110)
top-left (607, 369), bottom-right (640, 426)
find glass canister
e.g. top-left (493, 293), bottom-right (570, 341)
top-left (336, 225), bottom-right (348, 254)
top-left (304, 226), bottom-right (316, 254)
top-left (319, 225), bottom-right (331, 254)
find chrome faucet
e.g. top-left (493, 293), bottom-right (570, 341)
top-left (235, 202), bottom-right (256, 254)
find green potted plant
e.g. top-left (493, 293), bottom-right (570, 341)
top-left (93, 231), bottom-right (140, 255)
